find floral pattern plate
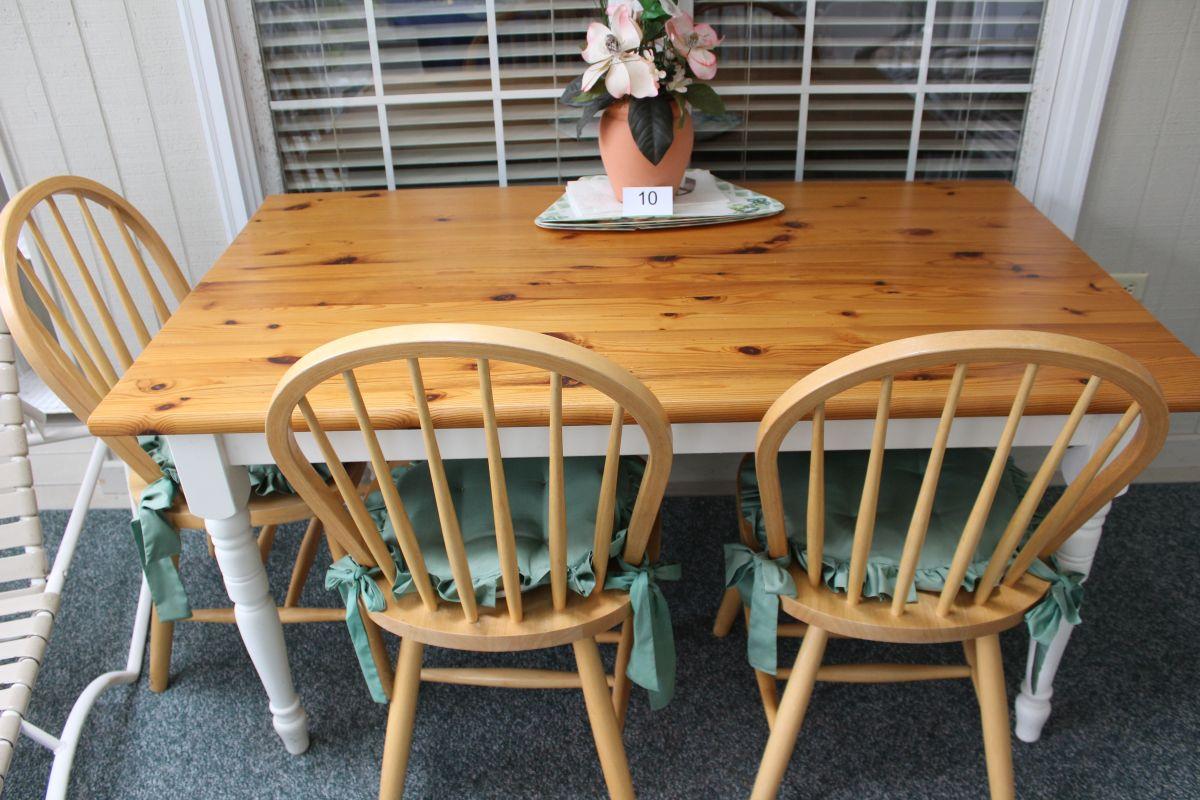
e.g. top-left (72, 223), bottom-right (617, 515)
top-left (535, 173), bottom-right (784, 231)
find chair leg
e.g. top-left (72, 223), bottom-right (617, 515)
top-left (612, 618), bottom-right (634, 730)
top-left (148, 605), bottom-right (174, 693)
top-left (574, 637), bottom-right (635, 800)
top-left (963, 639), bottom-right (982, 703)
top-left (284, 517), bottom-right (324, 607)
top-left (379, 637), bottom-right (424, 800)
top-left (364, 611), bottom-right (395, 699)
top-left (713, 587), bottom-right (741, 637)
top-left (257, 524), bottom-right (278, 563)
top-left (751, 626), bottom-right (828, 800)
top-left (974, 634), bottom-right (1015, 800)
top-left (754, 669), bottom-right (779, 729)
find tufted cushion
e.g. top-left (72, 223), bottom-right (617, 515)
top-left (367, 456), bottom-right (645, 606)
top-left (738, 448), bottom-right (1033, 602)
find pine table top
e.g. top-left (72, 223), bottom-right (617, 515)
top-left (88, 180), bottom-right (1200, 436)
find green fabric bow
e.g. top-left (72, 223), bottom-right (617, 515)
top-left (131, 476), bottom-right (191, 621)
top-left (723, 543), bottom-right (797, 675)
top-left (604, 558), bottom-right (681, 710)
top-left (1025, 556), bottom-right (1084, 691)
top-left (326, 555), bottom-right (389, 704)
top-left (130, 435), bottom-right (326, 623)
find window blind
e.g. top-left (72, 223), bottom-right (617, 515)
top-left (252, 0), bottom-right (1046, 191)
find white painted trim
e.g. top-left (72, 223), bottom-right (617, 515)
top-left (177, 0), bottom-right (265, 240)
top-left (484, 0), bottom-right (509, 187)
top-left (263, 81), bottom-right (1037, 113)
top-left (221, 413), bottom-right (1123, 466)
top-left (362, 0), bottom-right (396, 191)
top-left (792, 0), bottom-right (817, 181)
top-left (905, 0), bottom-right (939, 181)
top-left (1016, 0), bottom-right (1130, 238)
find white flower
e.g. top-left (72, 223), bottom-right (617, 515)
top-left (666, 64), bottom-right (692, 93)
top-left (606, 0), bottom-right (643, 18)
top-left (580, 6), bottom-right (660, 99)
top-left (603, 52), bottom-right (661, 99)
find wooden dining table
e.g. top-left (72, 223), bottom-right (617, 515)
top-left (87, 180), bottom-right (1200, 755)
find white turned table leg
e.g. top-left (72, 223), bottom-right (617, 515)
top-left (167, 434), bottom-right (310, 755)
top-left (1014, 436), bottom-right (1123, 744)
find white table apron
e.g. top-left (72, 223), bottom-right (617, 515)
top-left (166, 411), bottom-right (1126, 752)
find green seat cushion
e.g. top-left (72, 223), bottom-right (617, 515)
top-left (347, 455), bottom-right (678, 709)
top-left (367, 456), bottom-right (645, 607)
top-left (738, 448), bottom-right (1033, 602)
top-left (728, 447), bottom-right (1038, 675)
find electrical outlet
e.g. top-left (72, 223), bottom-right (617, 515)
top-left (1111, 272), bottom-right (1148, 300)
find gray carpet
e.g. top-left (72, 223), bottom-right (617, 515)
top-left (5, 484), bottom-right (1199, 799)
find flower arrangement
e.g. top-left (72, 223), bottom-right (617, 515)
top-left (561, 0), bottom-right (727, 166)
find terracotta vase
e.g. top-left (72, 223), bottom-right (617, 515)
top-left (598, 99), bottom-right (694, 199)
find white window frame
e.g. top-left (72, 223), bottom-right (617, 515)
top-left (180, 0), bottom-right (1128, 241)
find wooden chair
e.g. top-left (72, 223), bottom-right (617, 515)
top-left (265, 323), bottom-right (673, 800)
top-left (0, 175), bottom-right (343, 693)
top-left (736, 330), bottom-right (1168, 800)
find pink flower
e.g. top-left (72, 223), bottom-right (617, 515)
top-left (581, 6), bottom-right (659, 99)
top-left (666, 12), bottom-right (721, 80)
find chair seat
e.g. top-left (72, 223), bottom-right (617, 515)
top-left (368, 578), bottom-right (631, 652)
top-left (370, 456), bottom-right (644, 607)
top-left (127, 470), bottom-right (316, 530)
top-left (781, 563), bottom-right (1049, 644)
top-left (739, 448), bottom-right (1035, 603)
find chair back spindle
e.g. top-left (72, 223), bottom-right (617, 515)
top-left (845, 375), bottom-right (892, 605)
top-left (755, 331), bottom-right (1168, 619)
top-left (477, 357), bottom-right (523, 621)
top-left (266, 324), bottom-right (673, 627)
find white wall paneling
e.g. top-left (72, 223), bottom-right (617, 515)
top-left (1075, 0), bottom-right (1200, 450)
top-left (1016, 0), bottom-right (1130, 239)
top-left (0, 0), bottom-right (231, 505)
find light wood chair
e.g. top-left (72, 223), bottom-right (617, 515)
top-left (0, 175), bottom-right (344, 693)
top-left (738, 330), bottom-right (1168, 800)
top-left (265, 323), bottom-right (673, 800)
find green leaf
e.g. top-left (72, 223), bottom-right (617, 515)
top-left (627, 95), bottom-right (675, 165)
top-left (641, 16), bottom-right (666, 42)
top-left (681, 83), bottom-right (726, 115)
top-left (641, 0), bottom-right (669, 20)
top-left (575, 93), bottom-right (616, 139)
top-left (560, 76), bottom-right (601, 108)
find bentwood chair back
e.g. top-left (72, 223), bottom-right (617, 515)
top-left (0, 175), bottom-right (188, 483)
top-left (266, 323), bottom-right (673, 799)
top-left (0, 176), bottom-right (341, 694)
top-left (748, 330), bottom-right (1168, 800)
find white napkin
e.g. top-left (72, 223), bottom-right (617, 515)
top-left (565, 169), bottom-right (738, 219)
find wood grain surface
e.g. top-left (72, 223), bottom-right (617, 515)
top-left (87, 180), bottom-right (1200, 436)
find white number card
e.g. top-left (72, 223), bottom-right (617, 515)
top-left (622, 186), bottom-right (674, 217)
